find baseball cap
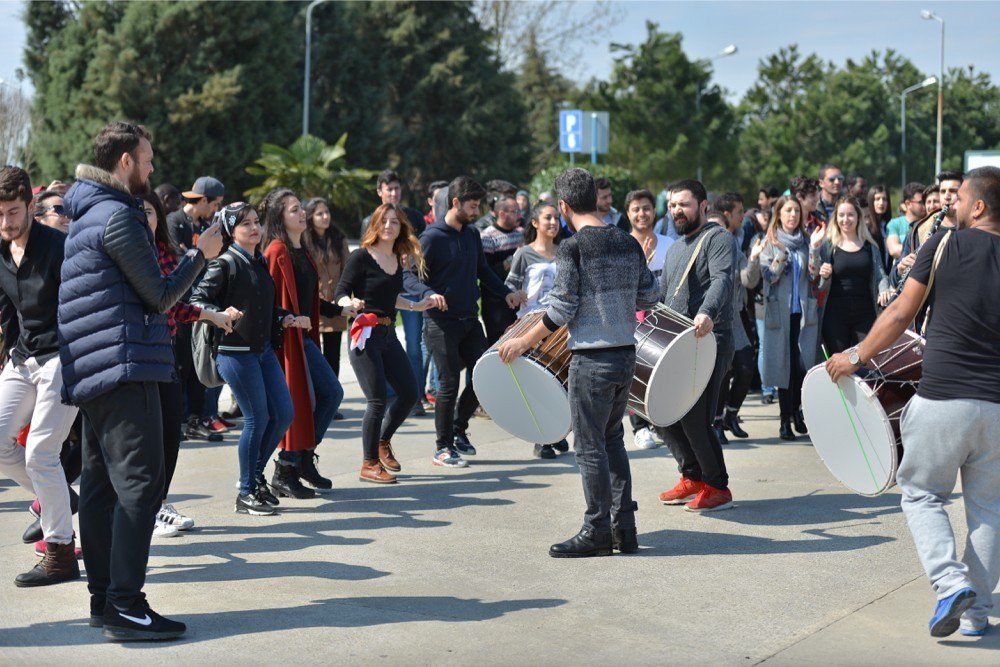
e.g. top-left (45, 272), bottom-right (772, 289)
top-left (182, 176), bottom-right (225, 200)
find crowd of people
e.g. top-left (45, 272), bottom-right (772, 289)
top-left (0, 118), bottom-right (998, 643)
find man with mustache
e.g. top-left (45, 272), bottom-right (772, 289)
top-left (59, 120), bottom-right (223, 641)
top-left (656, 179), bottom-right (737, 512)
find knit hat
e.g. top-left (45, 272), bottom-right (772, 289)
top-left (218, 201), bottom-right (253, 237)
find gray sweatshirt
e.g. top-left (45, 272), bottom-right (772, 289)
top-left (544, 224), bottom-right (660, 350)
top-left (658, 222), bottom-right (735, 333)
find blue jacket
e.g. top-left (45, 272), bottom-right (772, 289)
top-left (59, 164), bottom-right (205, 405)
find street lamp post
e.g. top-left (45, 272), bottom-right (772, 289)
top-left (302, 0), bottom-right (330, 137)
top-left (695, 44), bottom-right (737, 182)
top-left (921, 10), bottom-right (945, 175)
top-left (900, 76), bottom-right (938, 191)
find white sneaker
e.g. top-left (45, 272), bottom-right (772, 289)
top-left (153, 518), bottom-right (180, 538)
top-left (633, 427), bottom-right (660, 450)
top-left (157, 503), bottom-right (195, 530)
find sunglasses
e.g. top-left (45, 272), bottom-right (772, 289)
top-left (826, 176), bottom-right (845, 183)
top-left (45, 204), bottom-right (67, 216)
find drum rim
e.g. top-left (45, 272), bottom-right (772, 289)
top-left (638, 325), bottom-right (717, 425)
top-left (473, 349), bottom-right (571, 442)
top-left (802, 365), bottom-right (899, 497)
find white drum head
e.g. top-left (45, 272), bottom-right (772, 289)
top-left (473, 352), bottom-right (571, 444)
top-left (802, 365), bottom-right (898, 496)
top-left (642, 328), bottom-right (717, 426)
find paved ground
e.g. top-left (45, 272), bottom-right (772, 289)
top-left (0, 344), bottom-right (997, 665)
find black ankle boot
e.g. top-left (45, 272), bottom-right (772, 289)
top-left (779, 418), bottom-right (796, 441)
top-left (723, 411), bottom-right (749, 438)
top-left (298, 450), bottom-right (333, 492)
top-left (549, 528), bottom-right (613, 558)
top-left (269, 462), bottom-right (316, 499)
top-left (713, 418), bottom-right (729, 445)
top-left (612, 527), bottom-right (638, 554)
top-left (793, 409), bottom-right (808, 435)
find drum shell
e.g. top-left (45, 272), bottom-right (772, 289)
top-left (629, 312), bottom-right (689, 416)
top-left (486, 310), bottom-right (572, 387)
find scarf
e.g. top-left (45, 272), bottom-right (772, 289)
top-left (776, 227), bottom-right (807, 253)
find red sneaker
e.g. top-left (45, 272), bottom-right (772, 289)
top-left (217, 416), bottom-right (237, 429)
top-left (425, 392), bottom-right (437, 406)
top-left (685, 485), bottom-right (734, 512)
top-left (659, 477), bottom-right (705, 505)
top-left (203, 417), bottom-right (229, 434)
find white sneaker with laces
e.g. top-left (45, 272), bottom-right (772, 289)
top-left (153, 518), bottom-right (180, 538)
top-left (158, 503), bottom-right (195, 530)
top-left (633, 427), bottom-right (660, 450)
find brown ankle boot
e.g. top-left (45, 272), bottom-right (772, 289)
top-left (378, 439), bottom-right (401, 472)
top-left (14, 539), bottom-right (81, 587)
top-left (360, 459), bottom-right (397, 484)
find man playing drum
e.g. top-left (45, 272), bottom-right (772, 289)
top-left (827, 166), bottom-right (1000, 638)
top-left (656, 179), bottom-right (737, 512)
top-left (498, 168), bottom-right (659, 558)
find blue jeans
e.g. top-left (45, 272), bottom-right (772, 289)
top-left (217, 345), bottom-right (294, 495)
top-left (755, 318), bottom-right (776, 396)
top-left (400, 303), bottom-right (424, 393)
top-left (278, 337), bottom-right (344, 464)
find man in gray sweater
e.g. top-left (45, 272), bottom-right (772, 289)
top-left (657, 179), bottom-right (737, 512)
top-left (499, 168), bottom-right (660, 558)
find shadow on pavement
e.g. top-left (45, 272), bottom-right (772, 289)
top-left (636, 526), bottom-right (894, 556)
top-left (0, 596), bottom-right (568, 648)
top-left (700, 491), bottom-right (904, 527)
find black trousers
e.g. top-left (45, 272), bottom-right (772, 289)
top-left (482, 297), bottom-right (516, 347)
top-left (175, 323), bottom-right (205, 419)
top-left (321, 331), bottom-right (343, 377)
top-left (821, 297), bottom-right (875, 355)
top-left (717, 344), bottom-right (755, 416)
top-left (657, 332), bottom-right (735, 490)
top-left (778, 313), bottom-right (806, 419)
top-left (79, 381), bottom-right (164, 609)
top-left (348, 326), bottom-right (418, 460)
top-left (159, 379), bottom-right (183, 500)
top-left (60, 414), bottom-right (83, 484)
top-left (424, 317), bottom-right (487, 450)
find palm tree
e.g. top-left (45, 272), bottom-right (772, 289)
top-left (245, 133), bottom-right (374, 219)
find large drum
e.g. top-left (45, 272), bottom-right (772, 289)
top-left (473, 311), bottom-right (572, 444)
top-left (802, 330), bottom-right (924, 496)
top-left (629, 305), bottom-right (717, 427)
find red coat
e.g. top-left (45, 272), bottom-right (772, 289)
top-left (264, 240), bottom-right (322, 453)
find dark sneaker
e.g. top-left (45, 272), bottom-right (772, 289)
top-left (533, 444), bottom-right (557, 459)
top-left (552, 439), bottom-right (569, 453)
top-left (185, 416), bottom-right (222, 442)
top-left (235, 493), bottom-right (276, 516)
top-left (432, 448), bottom-right (468, 468)
top-left (255, 475), bottom-right (279, 506)
top-left (102, 600), bottom-right (186, 642)
top-left (453, 431), bottom-right (477, 456)
top-left (90, 595), bottom-right (106, 628)
top-left (203, 416), bottom-right (229, 434)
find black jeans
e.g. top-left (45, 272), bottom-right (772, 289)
top-left (717, 344), bottom-right (755, 416)
top-left (629, 412), bottom-right (653, 434)
top-left (349, 326), bottom-right (418, 460)
top-left (821, 296), bottom-right (875, 355)
top-left (79, 381), bottom-right (164, 609)
top-left (321, 331), bottom-right (343, 377)
top-left (423, 317), bottom-right (487, 450)
top-left (658, 331), bottom-right (735, 490)
top-left (778, 314), bottom-right (806, 419)
top-left (482, 297), bottom-right (516, 346)
top-left (569, 347), bottom-right (638, 534)
top-left (159, 378), bottom-right (182, 500)
top-left (174, 323), bottom-right (205, 419)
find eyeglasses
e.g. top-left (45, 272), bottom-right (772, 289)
top-left (44, 204), bottom-right (66, 216)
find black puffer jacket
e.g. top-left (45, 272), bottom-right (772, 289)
top-left (190, 245), bottom-right (291, 353)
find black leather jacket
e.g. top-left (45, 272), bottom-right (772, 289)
top-left (190, 246), bottom-right (291, 353)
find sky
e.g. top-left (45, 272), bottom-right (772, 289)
top-left (1, 0), bottom-right (998, 101)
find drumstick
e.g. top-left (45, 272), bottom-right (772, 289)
top-left (821, 346), bottom-right (880, 493)
top-left (506, 363), bottom-right (544, 439)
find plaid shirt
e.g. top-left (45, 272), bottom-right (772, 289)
top-left (156, 241), bottom-right (202, 337)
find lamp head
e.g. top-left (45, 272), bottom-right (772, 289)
top-left (720, 44), bottom-right (738, 57)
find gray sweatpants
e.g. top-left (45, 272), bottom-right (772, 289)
top-left (897, 394), bottom-right (1000, 630)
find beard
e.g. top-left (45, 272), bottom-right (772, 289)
top-left (0, 208), bottom-right (31, 243)
top-left (127, 164), bottom-right (150, 196)
top-left (673, 213), bottom-right (700, 236)
top-left (455, 208), bottom-right (475, 226)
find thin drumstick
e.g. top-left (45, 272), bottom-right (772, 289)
top-left (506, 362), bottom-right (544, 439)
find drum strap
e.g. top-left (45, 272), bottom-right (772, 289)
top-left (916, 228), bottom-right (952, 331)
top-left (671, 232), bottom-right (710, 299)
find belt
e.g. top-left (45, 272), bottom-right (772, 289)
top-left (372, 316), bottom-right (394, 326)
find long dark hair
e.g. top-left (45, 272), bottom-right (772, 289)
top-left (303, 196), bottom-right (346, 266)
top-left (522, 203), bottom-right (562, 244)
top-left (865, 185), bottom-right (892, 240)
top-left (259, 187), bottom-right (299, 253)
top-left (140, 191), bottom-right (180, 259)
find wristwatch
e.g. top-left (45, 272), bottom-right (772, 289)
top-left (848, 347), bottom-right (862, 366)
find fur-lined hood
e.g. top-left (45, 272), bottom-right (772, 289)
top-left (64, 163), bottom-right (139, 222)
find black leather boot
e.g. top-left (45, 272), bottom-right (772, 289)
top-left (269, 462), bottom-right (316, 499)
top-left (612, 527), bottom-right (638, 554)
top-left (713, 418), bottom-right (728, 445)
top-left (723, 411), bottom-right (749, 438)
top-left (298, 450), bottom-right (333, 492)
top-left (779, 418), bottom-right (796, 441)
top-left (793, 409), bottom-right (808, 435)
top-left (22, 517), bottom-right (42, 544)
top-left (549, 528), bottom-right (613, 558)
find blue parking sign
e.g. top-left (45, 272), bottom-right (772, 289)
top-left (559, 110), bottom-right (583, 153)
